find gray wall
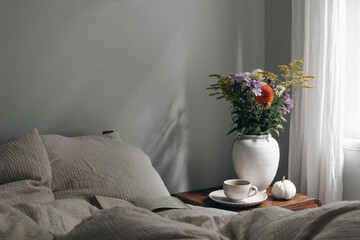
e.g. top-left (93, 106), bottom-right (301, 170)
top-left (265, 0), bottom-right (292, 183)
top-left (0, 0), bottom-right (291, 193)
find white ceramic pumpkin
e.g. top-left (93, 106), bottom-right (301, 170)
top-left (272, 176), bottom-right (296, 200)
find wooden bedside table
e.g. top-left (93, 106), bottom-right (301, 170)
top-left (173, 186), bottom-right (321, 212)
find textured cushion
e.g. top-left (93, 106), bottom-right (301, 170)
top-left (0, 129), bottom-right (55, 204)
top-left (13, 199), bottom-right (100, 235)
top-left (41, 132), bottom-right (170, 202)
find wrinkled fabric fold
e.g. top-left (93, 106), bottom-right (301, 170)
top-left (289, 0), bottom-right (345, 204)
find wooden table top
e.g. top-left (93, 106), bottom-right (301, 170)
top-left (173, 186), bottom-right (322, 212)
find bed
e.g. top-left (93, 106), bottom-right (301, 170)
top-left (0, 129), bottom-right (359, 240)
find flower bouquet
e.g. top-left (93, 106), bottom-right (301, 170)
top-left (207, 60), bottom-right (314, 136)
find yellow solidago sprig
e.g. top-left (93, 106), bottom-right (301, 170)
top-left (207, 74), bottom-right (235, 101)
top-left (278, 60), bottom-right (314, 90)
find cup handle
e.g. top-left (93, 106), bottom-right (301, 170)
top-left (248, 186), bottom-right (258, 198)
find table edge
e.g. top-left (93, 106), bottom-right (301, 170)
top-left (172, 186), bottom-right (322, 211)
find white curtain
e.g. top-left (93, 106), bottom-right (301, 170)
top-left (290, 0), bottom-right (346, 204)
top-left (343, 0), bottom-right (360, 139)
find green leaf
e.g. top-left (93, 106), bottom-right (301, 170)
top-left (280, 116), bottom-right (287, 122)
top-left (209, 74), bottom-right (221, 78)
top-left (260, 129), bottom-right (271, 134)
top-left (273, 129), bottom-right (280, 137)
top-left (241, 127), bottom-right (246, 135)
top-left (227, 127), bottom-right (241, 135)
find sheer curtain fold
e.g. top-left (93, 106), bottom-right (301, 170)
top-left (290, 0), bottom-right (345, 204)
top-left (344, 0), bottom-right (360, 139)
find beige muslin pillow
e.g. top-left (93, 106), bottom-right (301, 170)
top-left (0, 129), bottom-right (55, 205)
top-left (41, 132), bottom-right (170, 202)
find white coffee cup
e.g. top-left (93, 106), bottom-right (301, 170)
top-left (223, 179), bottom-right (258, 201)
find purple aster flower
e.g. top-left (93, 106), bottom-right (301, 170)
top-left (283, 95), bottom-right (294, 114)
top-left (228, 73), bottom-right (245, 83)
top-left (228, 72), bottom-right (255, 91)
top-left (249, 79), bottom-right (262, 96)
top-left (241, 82), bottom-right (249, 90)
top-left (240, 75), bottom-right (252, 90)
top-left (228, 73), bottom-right (237, 79)
top-left (252, 87), bottom-right (262, 96)
top-left (250, 79), bottom-right (261, 89)
top-left (243, 75), bottom-right (252, 82)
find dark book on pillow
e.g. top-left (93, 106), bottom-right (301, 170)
top-left (95, 195), bottom-right (189, 212)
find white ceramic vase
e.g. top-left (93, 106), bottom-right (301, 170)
top-left (232, 134), bottom-right (280, 192)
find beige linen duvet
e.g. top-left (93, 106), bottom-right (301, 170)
top-left (0, 199), bottom-right (360, 240)
top-left (1, 130), bottom-right (359, 239)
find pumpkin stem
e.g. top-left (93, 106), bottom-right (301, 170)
top-left (282, 176), bottom-right (285, 182)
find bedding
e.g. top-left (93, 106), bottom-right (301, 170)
top-left (41, 131), bottom-right (169, 201)
top-left (12, 199), bottom-right (99, 235)
top-left (0, 200), bottom-right (360, 240)
top-left (57, 201), bottom-right (360, 240)
top-left (0, 129), bottom-right (54, 205)
top-left (1, 129), bottom-right (360, 240)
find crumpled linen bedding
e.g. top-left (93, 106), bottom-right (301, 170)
top-left (12, 199), bottom-right (100, 235)
top-left (0, 199), bottom-right (360, 240)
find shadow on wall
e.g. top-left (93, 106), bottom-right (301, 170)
top-left (142, 99), bottom-right (189, 194)
top-left (111, 25), bottom-right (191, 193)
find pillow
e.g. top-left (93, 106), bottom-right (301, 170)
top-left (0, 129), bottom-right (55, 205)
top-left (41, 132), bottom-right (170, 202)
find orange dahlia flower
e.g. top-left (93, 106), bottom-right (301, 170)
top-left (254, 85), bottom-right (274, 109)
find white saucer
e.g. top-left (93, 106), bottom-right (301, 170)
top-left (209, 190), bottom-right (268, 207)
